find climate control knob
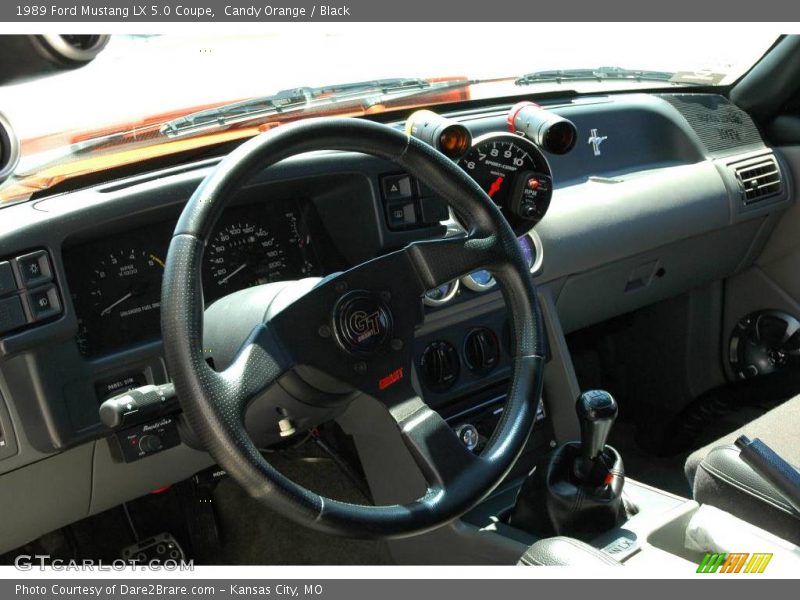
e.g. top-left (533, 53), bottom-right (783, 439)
top-left (419, 341), bottom-right (460, 392)
top-left (464, 327), bottom-right (500, 375)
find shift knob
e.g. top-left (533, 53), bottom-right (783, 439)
top-left (576, 390), bottom-right (618, 464)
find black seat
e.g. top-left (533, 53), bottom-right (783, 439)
top-left (684, 394), bottom-right (800, 544)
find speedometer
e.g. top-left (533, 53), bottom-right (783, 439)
top-left (459, 133), bottom-right (552, 233)
top-left (206, 222), bottom-right (287, 292)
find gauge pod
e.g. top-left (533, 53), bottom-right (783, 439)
top-left (38, 35), bottom-right (110, 66)
top-left (0, 112), bottom-right (20, 186)
top-left (507, 101), bottom-right (577, 155)
top-left (518, 230), bottom-right (544, 276)
top-left (32, 35), bottom-right (110, 67)
top-left (461, 231), bottom-right (543, 292)
top-left (423, 279), bottom-right (460, 307)
top-left (406, 110), bottom-right (472, 160)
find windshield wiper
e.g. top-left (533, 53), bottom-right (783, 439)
top-left (159, 78), bottom-right (476, 138)
top-left (515, 66), bottom-right (697, 86)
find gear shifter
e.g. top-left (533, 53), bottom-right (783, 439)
top-left (574, 390), bottom-right (618, 484)
top-left (509, 390), bottom-right (626, 539)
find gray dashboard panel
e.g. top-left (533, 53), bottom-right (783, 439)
top-left (555, 218), bottom-right (765, 334)
top-left (536, 162), bottom-right (731, 284)
top-left (89, 437), bottom-right (213, 515)
top-left (0, 442), bottom-right (93, 554)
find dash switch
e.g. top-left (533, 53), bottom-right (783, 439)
top-left (14, 250), bottom-right (52, 289)
top-left (24, 285), bottom-right (61, 322)
top-left (0, 262), bottom-right (16, 296)
top-left (0, 296), bottom-right (26, 335)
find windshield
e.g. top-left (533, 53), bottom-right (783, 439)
top-left (0, 28), bottom-right (779, 205)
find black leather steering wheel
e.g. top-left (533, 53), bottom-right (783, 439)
top-left (161, 117), bottom-right (546, 539)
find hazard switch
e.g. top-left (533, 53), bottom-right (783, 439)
top-left (382, 174), bottom-right (414, 201)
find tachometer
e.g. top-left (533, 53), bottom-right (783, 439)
top-left (459, 133), bottom-right (552, 233)
top-left (89, 249), bottom-right (164, 317)
top-left (75, 248), bottom-right (164, 354)
top-left (206, 222), bottom-right (287, 292)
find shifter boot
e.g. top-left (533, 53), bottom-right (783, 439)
top-left (509, 442), bottom-right (625, 539)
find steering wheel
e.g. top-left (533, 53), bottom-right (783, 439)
top-left (161, 118), bottom-right (546, 539)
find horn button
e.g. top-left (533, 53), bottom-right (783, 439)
top-left (333, 291), bottom-right (393, 355)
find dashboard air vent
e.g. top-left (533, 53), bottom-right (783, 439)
top-left (0, 112), bottom-right (20, 185)
top-left (734, 155), bottom-right (782, 206)
top-left (34, 34), bottom-right (110, 67)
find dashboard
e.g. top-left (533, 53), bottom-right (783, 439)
top-left (0, 89), bottom-right (795, 554)
top-left (0, 90), bottom-right (792, 470)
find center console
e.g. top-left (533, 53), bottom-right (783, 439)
top-left (341, 287), bottom-right (800, 568)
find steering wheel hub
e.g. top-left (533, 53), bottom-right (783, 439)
top-left (333, 290), bottom-right (393, 355)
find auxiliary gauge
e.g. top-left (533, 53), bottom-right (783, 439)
top-left (423, 279), bottom-right (460, 307)
top-left (462, 270), bottom-right (496, 292)
top-left (461, 231), bottom-right (541, 293)
top-left (458, 132), bottom-right (553, 234)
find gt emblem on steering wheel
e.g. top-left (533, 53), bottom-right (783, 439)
top-left (350, 310), bottom-right (382, 342)
top-left (334, 291), bottom-right (393, 354)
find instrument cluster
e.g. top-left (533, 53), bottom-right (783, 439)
top-left (64, 197), bottom-right (330, 357)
